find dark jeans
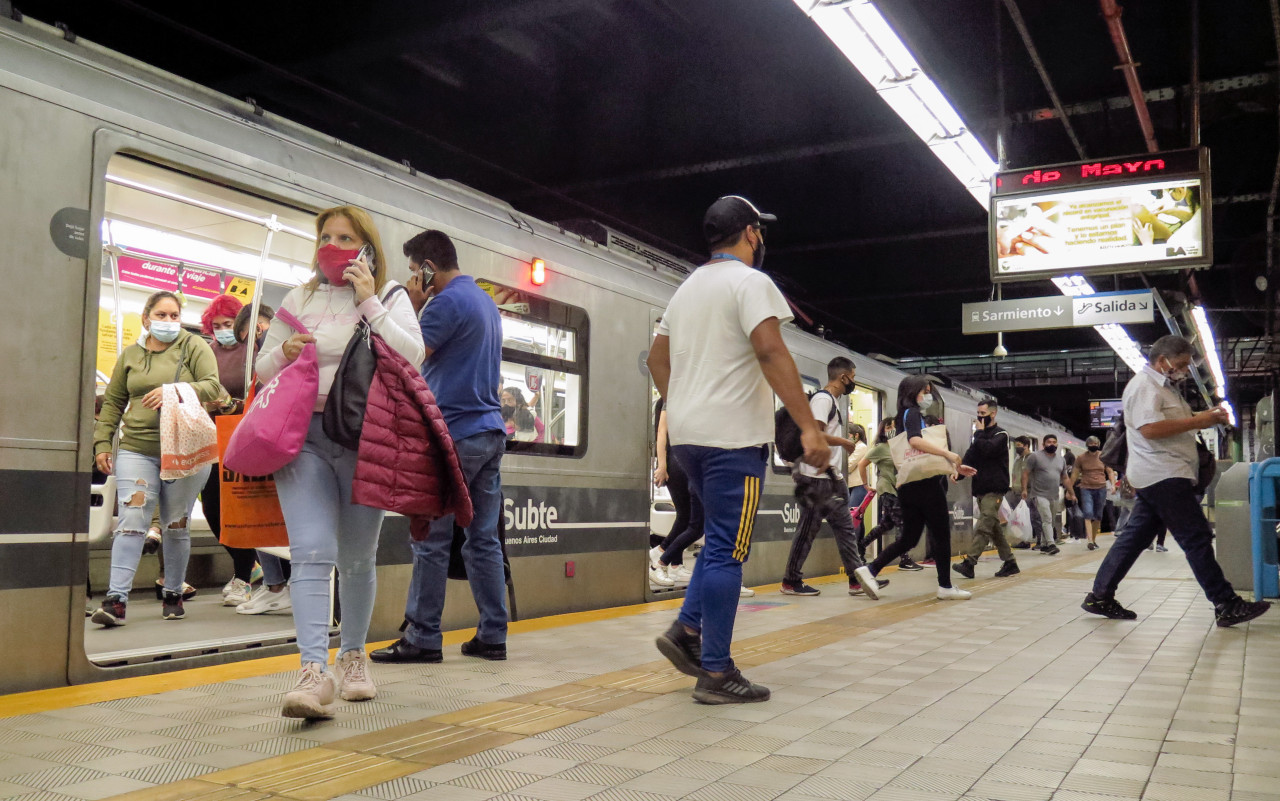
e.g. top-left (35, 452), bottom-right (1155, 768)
top-left (1092, 477), bottom-right (1235, 605)
top-left (202, 462), bottom-right (256, 582)
top-left (863, 492), bottom-right (902, 553)
top-left (784, 474), bottom-right (865, 584)
top-left (658, 449), bottom-right (702, 566)
top-left (870, 478), bottom-right (953, 588)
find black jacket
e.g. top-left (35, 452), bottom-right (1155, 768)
top-left (963, 423), bottom-right (1011, 495)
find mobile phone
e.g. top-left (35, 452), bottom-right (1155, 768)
top-left (356, 244), bottom-right (375, 267)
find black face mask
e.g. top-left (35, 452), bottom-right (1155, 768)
top-left (751, 230), bottom-right (765, 269)
top-left (1015, 448), bottom-right (1026, 456)
top-left (1088, 445), bottom-right (1100, 452)
top-left (1045, 444), bottom-right (1058, 454)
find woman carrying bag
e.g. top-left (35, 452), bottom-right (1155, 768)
top-left (864, 376), bottom-right (976, 600)
top-left (92, 291), bottom-right (224, 626)
top-left (256, 205), bottom-right (424, 720)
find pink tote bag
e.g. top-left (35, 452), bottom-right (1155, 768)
top-left (222, 308), bottom-right (319, 477)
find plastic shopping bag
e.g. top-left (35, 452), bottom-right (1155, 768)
top-left (159, 382), bottom-right (219, 480)
top-left (1006, 499), bottom-right (1033, 544)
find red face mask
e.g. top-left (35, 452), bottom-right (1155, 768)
top-left (316, 244), bottom-right (362, 286)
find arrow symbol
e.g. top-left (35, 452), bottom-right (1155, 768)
top-left (1054, 308), bottom-right (1065, 316)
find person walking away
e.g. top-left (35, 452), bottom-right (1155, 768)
top-left (857, 418), bottom-right (924, 571)
top-left (649, 195), bottom-right (830, 704)
top-left (954, 399), bottom-right (1019, 579)
top-left (1021, 435), bottom-right (1073, 554)
top-left (863, 377), bottom-right (977, 600)
top-left (781, 357), bottom-right (882, 598)
top-left (92, 291), bottom-right (224, 626)
top-left (1072, 436), bottom-right (1114, 551)
top-left (1083, 335), bottom-right (1269, 627)
top-left (257, 206), bottom-right (425, 718)
top-left (371, 229), bottom-right (510, 666)
top-left (198, 293), bottom-right (260, 607)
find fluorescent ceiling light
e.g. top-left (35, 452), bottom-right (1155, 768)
top-left (1190, 305), bottom-right (1227, 399)
top-left (107, 174), bottom-right (315, 241)
top-left (105, 219), bottom-right (312, 287)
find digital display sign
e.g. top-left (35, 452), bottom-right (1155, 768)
top-left (990, 148), bottom-right (1212, 282)
top-left (1089, 399), bottom-right (1124, 429)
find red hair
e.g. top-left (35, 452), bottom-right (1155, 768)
top-left (201, 293), bottom-right (245, 335)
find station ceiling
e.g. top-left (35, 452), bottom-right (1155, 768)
top-left (13, 0), bottom-right (1279, 430)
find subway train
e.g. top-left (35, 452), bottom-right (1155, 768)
top-left (0, 16), bottom-right (1082, 694)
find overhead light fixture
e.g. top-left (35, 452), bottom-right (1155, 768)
top-left (1050, 274), bottom-right (1147, 373)
top-left (1190, 305), bottom-right (1232, 425)
top-left (106, 174), bottom-right (316, 241)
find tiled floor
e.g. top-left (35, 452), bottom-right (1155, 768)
top-left (2, 539), bottom-right (1277, 801)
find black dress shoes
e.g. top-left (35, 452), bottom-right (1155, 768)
top-left (460, 636), bottom-right (507, 661)
top-left (369, 638), bottom-right (443, 664)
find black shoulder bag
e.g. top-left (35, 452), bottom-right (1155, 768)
top-left (323, 283), bottom-right (409, 449)
top-left (1194, 435), bottom-right (1217, 494)
top-left (1098, 411), bottom-right (1127, 472)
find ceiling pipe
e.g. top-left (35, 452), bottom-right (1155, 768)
top-left (1098, 0), bottom-right (1159, 153)
top-left (1000, 0), bottom-right (1087, 159)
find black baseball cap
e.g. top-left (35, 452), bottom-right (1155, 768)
top-left (703, 195), bottom-right (776, 246)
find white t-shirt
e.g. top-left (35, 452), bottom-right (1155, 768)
top-left (846, 441), bottom-right (868, 485)
top-left (658, 259), bottom-right (792, 449)
top-left (1123, 365), bottom-right (1198, 488)
top-left (801, 390), bottom-right (845, 478)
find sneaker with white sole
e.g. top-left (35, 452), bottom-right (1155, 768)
top-left (670, 565), bottom-right (694, 585)
top-left (334, 650), bottom-right (377, 701)
top-left (781, 581), bottom-right (820, 596)
top-left (648, 545), bottom-right (664, 571)
top-left (223, 578), bottom-right (252, 607)
top-left (936, 586), bottom-right (972, 600)
top-left (649, 565), bottom-right (675, 587)
top-left (739, 585), bottom-right (755, 598)
top-left (282, 663), bottom-right (336, 719)
top-left (237, 586), bottom-right (292, 615)
top-left (221, 577), bottom-right (238, 598)
top-left (852, 566), bottom-right (881, 600)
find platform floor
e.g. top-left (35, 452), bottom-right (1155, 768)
top-left (2, 538), bottom-right (1278, 801)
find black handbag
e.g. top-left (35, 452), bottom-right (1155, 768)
top-left (1099, 412), bottom-right (1127, 472)
top-left (1194, 435), bottom-right (1217, 494)
top-left (322, 284), bottom-right (408, 449)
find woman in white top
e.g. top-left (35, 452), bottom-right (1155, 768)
top-left (845, 424), bottom-right (869, 537)
top-left (256, 205), bottom-right (424, 720)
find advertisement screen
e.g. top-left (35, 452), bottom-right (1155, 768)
top-left (1089, 399), bottom-right (1124, 429)
top-left (992, 176), bottom-right (1209, 280)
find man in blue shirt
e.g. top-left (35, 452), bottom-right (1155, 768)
top-left (371, 230), bottom-right (509, 663)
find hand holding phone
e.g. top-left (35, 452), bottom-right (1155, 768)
top-left (346, 244), bottom-right (377, 303)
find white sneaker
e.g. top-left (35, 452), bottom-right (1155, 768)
top-left (739, 586), bottom-right (755, 598)
top-left (936, 586), bottom-right (972, 601)
top-left (237, 586), bottom-right (292, 615)
top-left (282, 663), bottom-right (335, 719)
top-left (221, 577), bottom-right (237, 598)
top-left (649, 565), bottom-right (675, 587)
top-left (222, 578), bottom-right (252, 607)
top-left (852, 566), bottom-right (881, 600)
top-left (334, 650), bottom-right (377, 702)
top-left (648, 546), bottom-right (664, 571)
top-left (670, 565), bottom-right (694, 585)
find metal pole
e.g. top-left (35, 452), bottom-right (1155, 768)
top-left (1000, 0), bottom-right (1087, 159)
top-left (1269, 0), bottom-right (1280, 456)
top-left (1099, 0), bottom-right (1160, 153)
top-left (104, 222), bottom-right (123, 359)
top-left (243, 215), bottom-right (279, 396)
top-left (1190, 0), bottom-right (1201, 148)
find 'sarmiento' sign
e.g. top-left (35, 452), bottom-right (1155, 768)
top-left (963, 290), bottom-right (1154, 334)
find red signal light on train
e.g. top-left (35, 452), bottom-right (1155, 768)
top-left (531, 258), bottom-right (547, 286)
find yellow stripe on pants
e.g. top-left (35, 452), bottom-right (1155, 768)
top-left (732, 475), bottom-right (761, 562)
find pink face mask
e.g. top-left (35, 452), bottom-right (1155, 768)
top-left (316, 244), bottom-right (361, 286)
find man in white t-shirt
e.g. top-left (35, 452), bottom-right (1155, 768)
top-left (648, 195), bottom-right (829, 705)
top-left (782, 357), bottom-right (881, 599)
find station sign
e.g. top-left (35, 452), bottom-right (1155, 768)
top-left (989, 148), bottom-right (1212, 283)
top-left (963, 290), bottom-right (1154, 334)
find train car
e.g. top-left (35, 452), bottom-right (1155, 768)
top-left (0, 16), bottom-right (1081, 693)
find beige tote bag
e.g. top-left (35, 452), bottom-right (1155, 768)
top-left (888, 422), bottom-right (954, 487)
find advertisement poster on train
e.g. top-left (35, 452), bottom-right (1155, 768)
top-left (96, 307), bottom-right (142, 381)
top-left (117, 251), bottom-right (223, 300)
top-left (994, 178), bottom-right (1204, 277)
top-left (215, 415), bottom-right (288, 548)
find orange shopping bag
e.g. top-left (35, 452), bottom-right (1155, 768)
top-left (217, 408), bottom-right (290, 548)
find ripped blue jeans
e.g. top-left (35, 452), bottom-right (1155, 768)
top-left (109, 450), bottom-right (210, 602)
top-left (274, 415), bottom-right (386, 666)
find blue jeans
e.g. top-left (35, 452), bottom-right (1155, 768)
top-left (847, 483), bottom-right (868, 539)
top-left (672, 444), bottom-right (767, 674)
top-left (1079, 487), bottom-right (1107, 521)
top-left (1092, 477), bottom-right (1236, 606)
top-left (274, 415), bottom-right (386, 666)
top-left (257, 551), bottom-right (289, 586)
top-left (405, 430), bottom-right (507, 650)
top-left (108, 450), bottom-right (210, 602)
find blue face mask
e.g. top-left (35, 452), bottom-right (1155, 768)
top-left (149, 321), bottom-right (181, 343)
top-left (214, 329), bottom-right (237, 347)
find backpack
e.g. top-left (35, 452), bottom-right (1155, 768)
top-left (774, 390), bottom-right (838, 464)
top-left (1099, 412), bottom-right (1127, 472)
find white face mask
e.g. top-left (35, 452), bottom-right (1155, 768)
top-left (149, 321), bottom-right (181, 343)
top-left (214, 329), bottom-right (237, 346)
top-left (918, 393), bottom-right (935, 409)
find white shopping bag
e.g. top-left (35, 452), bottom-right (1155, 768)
top-left (159, 382), bottom-right (218, 479)
top-left (1005, 499), bottom-right (1033, 544)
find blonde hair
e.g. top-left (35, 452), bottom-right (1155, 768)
top-left (304, 206), bottom-right (388, 297)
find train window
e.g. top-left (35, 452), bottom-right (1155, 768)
top-left (482, 279), bottom-right (588, 457)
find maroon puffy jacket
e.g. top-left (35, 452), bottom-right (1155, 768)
top-left (351, 333), bottom-right (473, 532)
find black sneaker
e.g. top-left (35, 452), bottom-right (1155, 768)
top-left (1039, 544), bottom-right (1060, 555)
top-left (656, 620), bottom-right (706, 677)
top-left (91, 596), bottom-right (127, 627)
top-left (460, 636), bottom-right (506, 661)
top-left (1012, 541), bottom-right (1031, 549)
top-left (1087, 542), bottom-right (1099, 551)
top-left (1215, 597), bottom-right (1271, 628)
top-left (897, 558), bottom-right (924, 571)
top-left (161, 592), bottom-right (185, 620)
top-left (1081, 592), bottom-right (1137, 620)
top-left (781, 582), bottom-right (821, 596)
top-left (953, 559), bottom-right (975, 579)
top-left (692, 667), bottom-right (770, 705)
top-left (993, 559), bottom-right (1020, 577)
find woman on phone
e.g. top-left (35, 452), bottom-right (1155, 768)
top-left (864, 376), bottom-right (976, 600)
top-left (91, 291), bottom-right (224, 626)
top-left (257, 206), bottom-right (424, 720)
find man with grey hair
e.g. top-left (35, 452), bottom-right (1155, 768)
top-left (1083, 335), bottom-right (1269, 627)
